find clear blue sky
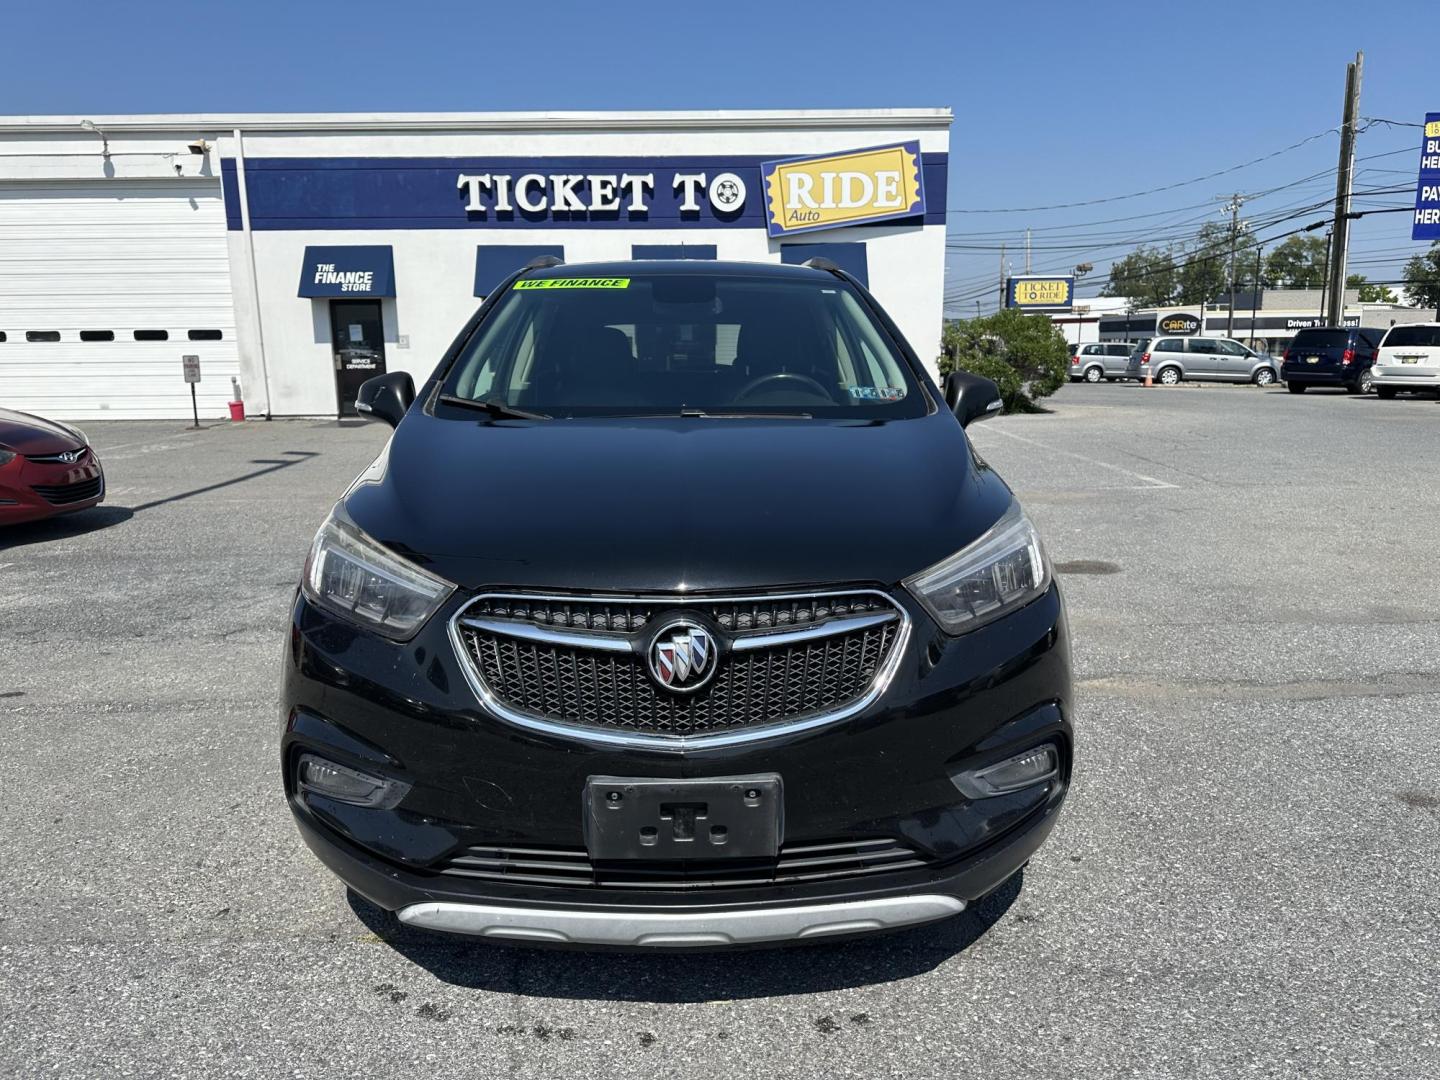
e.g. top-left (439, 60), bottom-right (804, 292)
top-left (5, 0), bottom-right (1434, 314)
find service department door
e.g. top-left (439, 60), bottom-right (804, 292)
top-left (330, 299), bottom-right (386, 416)
top-left (0, 180), bottom-right (240, 420)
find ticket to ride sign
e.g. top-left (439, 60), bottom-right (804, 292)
top-left (1413, 113), bottom-right (1440, 241)
top-left (1007, 276), bottom-right (1075, 311)
top-left (760, 143), bottom-right (925, 237)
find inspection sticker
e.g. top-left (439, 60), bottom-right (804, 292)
top-left (514, 277), bottom-right (630, 290)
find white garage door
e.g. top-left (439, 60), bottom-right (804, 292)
top-left (0, 180), bottom-right (239, 421)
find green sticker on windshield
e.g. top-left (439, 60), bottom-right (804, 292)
top-left (514, 277), bottom-right (631, 290)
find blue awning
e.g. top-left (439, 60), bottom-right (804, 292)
top-left (474, 245), bottom-right (565, 296)
top-left (298, 245), bottom-right (396, 298)
top-left (780, 243), bottom-right (869, 287)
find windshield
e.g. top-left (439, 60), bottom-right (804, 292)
top-left (1291, 330), bottom-right (1351, 349)
top-left (441, 273), bottom-right (926, 418)
top-left (1383, 325), bottom-right (1440, 348)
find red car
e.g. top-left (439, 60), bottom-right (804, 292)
top-left (0, 407), bottom-right (105, 525)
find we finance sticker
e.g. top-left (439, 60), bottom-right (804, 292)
top-left (514, 277), bottom-right (631, 290)
top-left (760, 142), bottom-right (925, 237)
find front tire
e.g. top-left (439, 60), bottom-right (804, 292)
top-left (1376, 386), bottom-right (1397, 400)
top-left (1157, 366), bottom-right (1181, 386)
top-left (1288, 382), bottom-right (1307, 394)
top-left (1254, 368), bottom-right (1276, 387)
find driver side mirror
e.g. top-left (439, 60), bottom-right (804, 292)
top-left (355, 371), bottom-right (415, 428)
top-left (943, 371), bottom-right (1004, 427)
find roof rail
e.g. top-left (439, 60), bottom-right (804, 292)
top-left (801, 256), bottom-right (843, 274)
top-left (524, 254), bottom-right (564, 269)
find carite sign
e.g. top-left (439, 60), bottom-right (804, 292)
top-left (1413, 113), bottom-right (1440, 240)
top-left (760, 143), bottom-right (926, 237)
top-left (1007, 276), bottom-right (1075, 311)
top-left (1158, 313), bottom-right (1201, 335)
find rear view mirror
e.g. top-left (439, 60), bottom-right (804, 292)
top-left (355, 371), bottom-right (415, 428)
top-left (943, 371), bottom-right (1003, 427)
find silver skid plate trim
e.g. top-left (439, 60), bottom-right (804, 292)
top-left (397, 894), bottom-right (964, 947)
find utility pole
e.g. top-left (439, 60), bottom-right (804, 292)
top-left (998, 242), bottom-right (1007, 312)
top-left (1326, 50), bottom-right (1363, 327)
top-left (1220, 193), bottom-right (1246, 338)
top-left (1318, 228), bottom-right (1332, 318)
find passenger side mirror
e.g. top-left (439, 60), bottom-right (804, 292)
top-left (943, 371), bottom-right (1004, 427)
top-left (355, 371), bottom-right (415, 428)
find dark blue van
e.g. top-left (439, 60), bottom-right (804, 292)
top-left (1282, 326), bottom-right (1383, 393)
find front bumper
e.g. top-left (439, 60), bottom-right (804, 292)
top-left (0, 453), bottom-right (104, 525)
top-left (281, 583), bottom-right (1073, 946)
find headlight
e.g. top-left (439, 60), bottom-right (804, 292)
top-left (904, 504), bottom-right (1051, 634)
top-left (0, 449), bottom-right (15, 467)
top-left (302, 508), bottom-right (454, 640)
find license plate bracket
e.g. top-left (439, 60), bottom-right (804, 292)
top-left (583, 775), bottom-right (783, 861)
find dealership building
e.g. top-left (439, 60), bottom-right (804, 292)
top-left (0, 109), bottom-right (950, 420)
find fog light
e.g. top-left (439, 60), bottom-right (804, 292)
top-left (951, 744), bottom-right (1059, 799)
top-left (298, 753), bottom-right (409, 809)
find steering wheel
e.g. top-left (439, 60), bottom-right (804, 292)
top-left (733, 371), bottom-right (835, 403)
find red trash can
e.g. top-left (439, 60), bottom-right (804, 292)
top-left (228, 400), bottom-right (246, 421)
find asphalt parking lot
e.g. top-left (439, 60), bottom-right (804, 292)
top-left (2, 382), bottom-right (1438, 1079)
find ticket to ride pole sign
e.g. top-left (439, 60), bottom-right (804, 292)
top-left (760, 143), bottom-right (926, 238)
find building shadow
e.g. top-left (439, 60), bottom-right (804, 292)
top-left (0, 505), bottom-right (134, 551)
top-left (345, 871), bottom-right (1023, 1002)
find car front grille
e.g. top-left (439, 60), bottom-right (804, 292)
top-left (438, 837), bottom-right (929, 890)
top-left (453, 590), bottom-right (906, 741)
top-left (31, 476), bottom-right (103, 505)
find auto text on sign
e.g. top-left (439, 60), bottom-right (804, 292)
top-left (759, 143), bottom-right (925, 237)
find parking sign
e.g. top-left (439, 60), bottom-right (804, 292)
top-left (183, 355), bottom-right (201, 383)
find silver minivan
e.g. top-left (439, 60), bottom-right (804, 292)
top-left (1070, 342), bottom-right (1135, 382)
top-left (1128, 336), bottom-right (1279, 386)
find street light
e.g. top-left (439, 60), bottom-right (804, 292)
top-left (79, 119), bottom-right (110, 160)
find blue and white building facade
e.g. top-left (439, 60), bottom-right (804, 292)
top-left (0, 110), bottom-right (951, 419)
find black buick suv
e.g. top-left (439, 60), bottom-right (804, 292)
top-left (281, 259), bottom-right (1073, 948)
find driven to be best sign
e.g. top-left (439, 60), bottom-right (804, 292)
top-left (1412, 113), bottom-right (1440, 240)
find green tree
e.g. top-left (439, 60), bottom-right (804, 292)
top-left (1346, 273), bottom-right (1397, 304)
top-left (1402, 242), bottom-right (1440, 310)
top-left (1265, 234), bottom-right (1329, 288)
top-left (1102, 245), bottom-right (1178, 309)
top-left (939, 308), bottom-right (1069, 413)
top-left (1175, 221), bottom-right (1234, 304)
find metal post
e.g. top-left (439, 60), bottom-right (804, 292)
top-left (1250, 246), bottom-right (1263, 348)
top-left (998, 243), bottom-right (1007, 312)
top-left (1326, 52), bottom-right (1363, 327)
top-left (190, 383), bottom-right (200, 430)
top-left (233, 127), bottom-right (274, 420)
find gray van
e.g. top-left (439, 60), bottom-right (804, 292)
top-left (1127, 337), bottom-right (1279, 386)
top-left (1070, 342), bottom-right (1135, 382)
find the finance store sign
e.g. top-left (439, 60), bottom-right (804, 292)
top-left (223, 144), bottom-right (942, 237)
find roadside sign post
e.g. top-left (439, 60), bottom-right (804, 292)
top-left (183, 354), bottom-right (202, 429)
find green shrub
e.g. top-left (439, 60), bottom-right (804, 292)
top-left (939, 308), bottom-right (1070, 413)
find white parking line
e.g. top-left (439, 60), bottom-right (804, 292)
top-left (973, 425), bottom-right (1180, 489)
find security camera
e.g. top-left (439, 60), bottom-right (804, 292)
top-left (187, 139), bottom-right (211, 155)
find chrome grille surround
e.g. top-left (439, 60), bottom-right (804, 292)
top-left (447, 589), bottom-right (911, 751)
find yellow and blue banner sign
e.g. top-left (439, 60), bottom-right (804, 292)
top-left (1007, 276), bottom-right (1074, 311)
top-left (1412, 112), bottom-right (1440, 240)
top-left (760, 143), bottom-right (926, 237)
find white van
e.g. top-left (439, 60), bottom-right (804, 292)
top-left (1372, 323), bottom-right (1440, 398)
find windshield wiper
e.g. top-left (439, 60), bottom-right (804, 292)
top-left (678, 408), bottom-right (813, 419)
top-left (438, 394), bottom-right (550, 420)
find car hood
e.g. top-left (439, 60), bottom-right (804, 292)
top-left (344, 411), bottom-right (1015, 593)
top-left (0, 407), bottom-right (84, 455)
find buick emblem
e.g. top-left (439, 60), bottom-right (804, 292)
top-left (648, 622), bottom-right (718, 693)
